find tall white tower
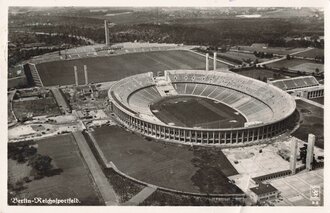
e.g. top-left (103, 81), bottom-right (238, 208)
top-left (84, 65), bottom-right (88, 85)
top-left (104, 20), bottom-right (110, 46)
top-left (74, 66), bottom-right (79, 86)
top-left (206, 53), bottom-right (209, 71)
top-left (213, 52), bottom-right (217, 70)
top-left (290, 140), bottom-right (298, 175)
top-left (306, 134), bottom-right (315, 171)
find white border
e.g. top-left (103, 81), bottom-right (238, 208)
top-left (0, 1), bottom-right (329, 213)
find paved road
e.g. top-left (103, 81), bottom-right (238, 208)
top-left (298, 97), bottom-right (324, 109)
top-left (72, 131), bottom-right (118, 205)
top-left (289, 47), bottom-right (314, 56)
top-left (51, 87), bottom-right (71, 114)
top-left (257, 56), bottom-right (286, 66)
top-left (256, 47), bottom-right (314, 67)
top-left (123, 186), bottom-right (157, 206)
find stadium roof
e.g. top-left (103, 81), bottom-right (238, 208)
top-left (270, 76), bottom-right (319, 91)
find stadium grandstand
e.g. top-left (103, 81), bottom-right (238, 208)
top-left (109, 70), bottom-right (296, 147)
top-left (270, 76), bottom-right (324, 99)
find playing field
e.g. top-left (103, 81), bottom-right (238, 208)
top-left (150, 96), bottom-right (246, 128)
top-left (267, 59), bottom-right (322, 73)
top-left (91, 125), bottom-right (242, 195)
top-left (236, 68), bottom-right (288, 80)
top-left (217, 51), bottom-right (267, 63)
top-left (36, 50), bottom-right (228, 86)
top-left (292, 100), bottom-right (324, 149)
top-left (290, 63), bottom-right (324, 73)
top-left (12, 134), bottom-right (102, 205)
top-left (231, 46), bottom-right (306, 55)
top-left (294, 48), bottom-right (324, 58)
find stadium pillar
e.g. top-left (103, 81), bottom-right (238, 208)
top-left (213, 131), bottom-right (215, 143)
top-left (290, 140), bottom-right (298, 175)
top-left (74, 66), bottom-right (78, 86)
top-left (104, 20), bottom-right (110, 46)
top-left (213, 52), bottom-right (217, 70)
top-left (306, 134), bottom-right (315, 171)
top-left (206, 53), bottom-right (209, 71)
top-left (84, 65), bottom-right (88, 85)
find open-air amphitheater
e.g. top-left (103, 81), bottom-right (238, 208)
top-left (109, 69), bottom-right (297, 146)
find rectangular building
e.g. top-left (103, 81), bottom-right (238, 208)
top-left (250, 183), bottom-right (280, 203)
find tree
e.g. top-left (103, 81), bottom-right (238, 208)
top-left (262, 77), bottom-right (267, 82)
top-left (253, 51), bottom-right (258, 57)
top-left (273, 73), bottom-right (277, 79)
top-left (315, 68), bottom-right (320, 74)
top-left (29, 154), bottom-right (53, 174)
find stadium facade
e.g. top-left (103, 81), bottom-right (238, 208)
top-left (109, 70), bottom-right (297, 147)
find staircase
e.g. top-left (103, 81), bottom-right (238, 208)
top-left (154, 76), bottom-right (177, 97)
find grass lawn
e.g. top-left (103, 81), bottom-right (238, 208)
top-left (92, 125), bottom-right (242, 195)
top-left (292, 100), bottom-right (324, 149)
top-left (294, 48), bottom-right (324, 58)
top-left (8, 134), bottom-right (103, 205)
top-left (232, 46), bottom-right (306, 55)
top-left (310, 97), bottom-right (324, 105)
top-left (150, 96), bottom-right (246, 128)
top-left (267, 59), bottom-right (317, 70)
top-left (36, 50), bottom-right (228, 86)
top-left (290, 63), bottom-right (324, 73)
top-left (236, 68), bottom-right (287, 80)
top-left (140, 189), bottom-right (244, 206)
top-left (218, 51), bottom-right (265, 63)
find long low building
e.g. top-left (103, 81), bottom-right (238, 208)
top-left (270, 76), bottom-right (324, 99)
top-left (108, 70), bottom-right (297, 147)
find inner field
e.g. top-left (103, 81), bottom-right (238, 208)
top-left (150, 96), bottom-right (246, 129)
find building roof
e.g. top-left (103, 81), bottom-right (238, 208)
top-left (270, 76), bottom-right (319, 91)
top-left (250, 183), bottom-right (278, 195)
top-left (251, 43), bottom-right (268, 48)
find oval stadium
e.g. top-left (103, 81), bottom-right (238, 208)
top-left (109, 69), bottom-right (297, 147)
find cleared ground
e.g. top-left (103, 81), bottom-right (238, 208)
top-left (150, 96), bottom-right (246, 128)
top-left (10, 134), bottom-right (102, 205)
top-left (12, 98), bottom-right (61, 121)
top-left (92, 125), bottom-right (242, 195)
top-left (293, 100), bottom-right (324, 148)
top-left (224, 138), bottom-right (294, 180)
top-left (8, 92), bottom-right (16, 124)
top-left (36, 50), bottom-right (228, 86)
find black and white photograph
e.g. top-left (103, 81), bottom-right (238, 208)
top-left (0, 0), bottom-right (328, 212)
